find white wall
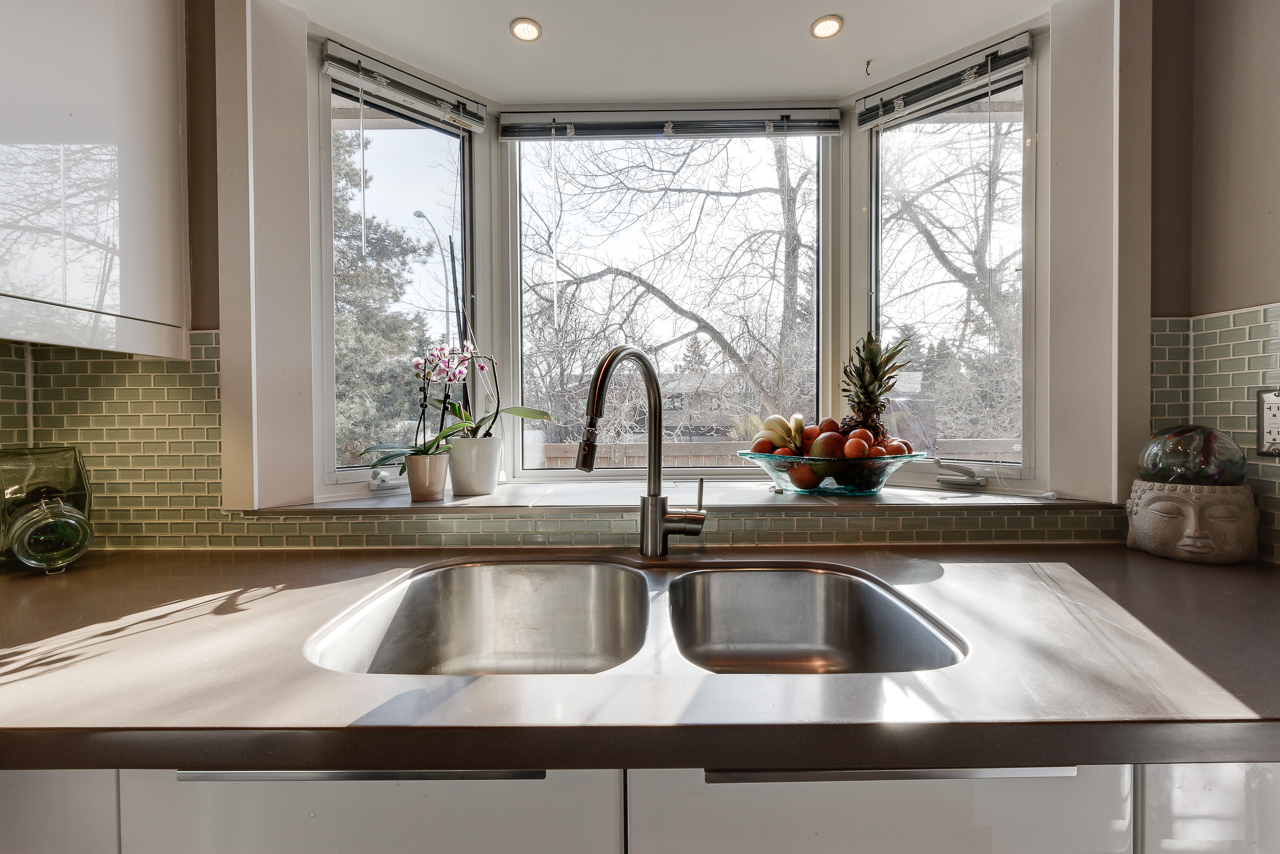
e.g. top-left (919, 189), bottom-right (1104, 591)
top-left (1042, 0), bottom-right (1153, 503)
top-left (215, 0), bottom-right (315, 510)
top-left (1047, 0), bottom-right (1117, 501)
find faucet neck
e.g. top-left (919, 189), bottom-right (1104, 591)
top-left (581, 346), bottom-right (664, 497)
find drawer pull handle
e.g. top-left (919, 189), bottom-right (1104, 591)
top-left (704, 767), bottom-right (1077, 784)
top-left (176, 770), bottom-right (546, 782)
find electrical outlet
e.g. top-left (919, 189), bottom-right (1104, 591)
top-left (1258, 389), bottom-right (1280, 457)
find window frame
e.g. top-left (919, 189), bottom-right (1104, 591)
top-left (853, 60), bottom-right (1043, 490)
top-left (493, 134), bottom-right (841, 484)
top-left (309, 38), bottom-right (479, 499)
top-left (301, 30), bottom-right (1048, 500)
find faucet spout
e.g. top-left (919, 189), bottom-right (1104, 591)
top-left (576, 345), bottom-right (664, 497)
top-left (576, 345), bottom-right (705, 556)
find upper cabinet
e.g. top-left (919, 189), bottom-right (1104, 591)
top-left (0, 0), bottom-right (188, 358)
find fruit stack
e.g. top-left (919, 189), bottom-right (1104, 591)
top-left (748, 414), bottom-right (915, 491)
top-left (741, 331), bottom-right (921, 494)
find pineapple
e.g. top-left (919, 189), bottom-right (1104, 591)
top-left (839, 332), bottom-right (911, 445)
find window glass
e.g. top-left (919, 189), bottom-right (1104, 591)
top-left (876, 82), bottom-right (1024, 465)
top-left (518, 137), bottom-right (820, 470)
top-left (330, 91), bottom-right (466, 469)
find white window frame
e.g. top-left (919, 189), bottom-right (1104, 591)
top-left (306, 36), bottom-right (484, 500)
top-left (494, 132), bottom-right (841, 484)
top-left (298, 28), bottom-right (1050, 500)
top-left (847, 49), bottom-right (1048, 494)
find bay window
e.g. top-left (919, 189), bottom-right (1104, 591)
top-left (300, 31), bottom-right (1040, 501)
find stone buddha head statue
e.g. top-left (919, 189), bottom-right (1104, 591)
top-left (1126, 481), bottom-right (1259, 564)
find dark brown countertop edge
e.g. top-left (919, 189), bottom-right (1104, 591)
top-left (4, 721), bottom-right (1279, 771)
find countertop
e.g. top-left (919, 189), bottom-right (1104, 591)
top-left (1, 544), bottom-right (1278, 771)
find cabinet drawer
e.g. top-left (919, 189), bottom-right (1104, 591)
top-left (119, 769), bottom-right (622, 854)
top-left (628, 766), bottom-right (1133, 854)
top-left (0, 770), bottom-right (119, 854)
top-left (1143, 764), bottom-right (1280, 853)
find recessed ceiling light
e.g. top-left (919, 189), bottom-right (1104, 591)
top-left (511, 18), bottom-right (542, 42)
top-left (811, 14), bottom-right (843, 39)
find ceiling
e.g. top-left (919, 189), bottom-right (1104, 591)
top-left (293, 0), bottom-right (1051, 107)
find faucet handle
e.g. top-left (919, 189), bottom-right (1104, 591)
top-left (697, 477), bottom-right (704, 511)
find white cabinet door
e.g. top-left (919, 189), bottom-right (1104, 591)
top-left (0, 770), bottom-right (120, 854)
top-left (0, 0), bottom-right (187, 357)
top-left (629, 766), bottom-right (1133, 854)
top-left (119, 769), bottom-right (623, 854)
top-left (1143, 764), bottom-right (1280, 853)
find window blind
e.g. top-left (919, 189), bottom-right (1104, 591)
top-left (854, 33), bottom-right (1031, 131)
top-left (322, 41), bottom-right (488, 134)
top-left (499, 109), bottom-right (840, 141)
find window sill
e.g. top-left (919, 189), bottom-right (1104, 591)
top-left (252, 480), bottom-right (1114, 516)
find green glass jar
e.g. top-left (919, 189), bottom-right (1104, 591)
top-left (1, 447), bottom-right (94, 570)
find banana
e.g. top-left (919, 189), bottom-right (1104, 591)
top-left (790, 413), bottom-right (805, 440)
top-left (762, 414), bottom-right (793, 438)
top-left (753, 429), bottom-right (790, 448)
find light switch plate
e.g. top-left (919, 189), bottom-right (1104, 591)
top-left (1258, 390), bottom-right (1280, 456)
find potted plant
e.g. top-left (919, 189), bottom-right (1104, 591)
top-left (360, 352), bottom-right (471, 502)
top-left (425, 342), bottom-right (551, 496)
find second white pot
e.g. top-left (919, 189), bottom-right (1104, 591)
top-left (448, 436), bottom-right (503, 496)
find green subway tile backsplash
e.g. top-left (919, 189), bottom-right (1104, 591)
top-left (1150, 318), bottom-right (1191, 432)
top-left (0, 332), bottom-right (1130, 552)
top-left (0, 341), bottom-right (27, 448)
top-left (4, 309), bottom-right (1278, 561)
top-left (1152, 303), bottom-right (1280, 562)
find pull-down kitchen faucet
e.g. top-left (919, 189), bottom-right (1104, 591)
top-left (576, 345), bottom-right (706, 557)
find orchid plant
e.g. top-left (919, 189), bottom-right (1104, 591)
top-left (360, 341), bottom-right (549, 474)
top-left (358, 344), bottom-right (473, 473)
top-left (423, 341), bottom-right (551, 439)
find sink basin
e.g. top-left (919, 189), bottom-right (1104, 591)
top-left (305, 562), bottom-right (649, 675)
top-left (668, 568), bottom-right (964, 674)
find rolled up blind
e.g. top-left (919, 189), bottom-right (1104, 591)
top-left (854, 33), bottom-right (1031, 131)
top-left (499, 109), bottom-right (840, 141)
top-left (322, 41), bottom-right (488, 134)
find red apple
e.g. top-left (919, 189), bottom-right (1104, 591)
top-left (817, 417), bottom-right (840, 435)
top-left (800, 424), bottom-right (820, 455)
top-left (809, 431), bottom-right (847, 459)
top-left (788, 463), bottom-right (822, 490)
top-left (750, 437), bottom-right (774, 454)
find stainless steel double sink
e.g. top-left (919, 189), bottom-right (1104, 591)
top-left (304, 560), bottom-right (966, 676)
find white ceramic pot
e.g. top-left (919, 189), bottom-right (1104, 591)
top-left (448, 436), bottom-right (503, 496)
top-left (405, 453), bottom-right (448, 502)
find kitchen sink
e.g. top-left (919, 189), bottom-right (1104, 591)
top-left (305, 561), bottom-right (650, 675)
top-left (668, 568), bottom-right (964, 674)
top-left (306, 559), bottom-right (964, 677)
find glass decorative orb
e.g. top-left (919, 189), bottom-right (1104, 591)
top-left (1138, 425), bottom-right (1248, 486)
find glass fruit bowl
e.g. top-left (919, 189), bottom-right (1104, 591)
top-left (737, 450), bottom-right (927, 495)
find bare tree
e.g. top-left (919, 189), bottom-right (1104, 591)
top-left (878, 89), bottom-right (1025, 456)
top-left (520, 136), bottom-right (819, 455)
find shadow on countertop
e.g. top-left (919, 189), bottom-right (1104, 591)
top-left (2, 543), bottom-right (1277, 716)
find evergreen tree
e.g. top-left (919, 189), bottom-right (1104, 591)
top-left (331, 130), bottom-right (438, 467)
top-left (682, 335), bottom-right (709, 373)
